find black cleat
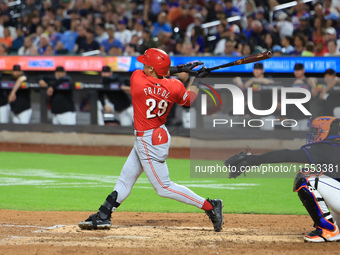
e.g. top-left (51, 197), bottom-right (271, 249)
top-left (78, 212), bottom-right (112, 230)
top-left (205, 199), bottom-right (224, 232)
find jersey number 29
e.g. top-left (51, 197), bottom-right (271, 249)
top-left (146, 99), bottom-right (168, 119)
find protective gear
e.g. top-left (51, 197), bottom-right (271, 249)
top-left (98, 190), bottom-right (120, 220)
top-left (137, 48), bottom-right (171, 76)
top-left (196, 66), bottom-right (210, 78)
top-left (306, 116), bottom-right (340, 144)
top-left (169, 62), bottom-right (203, 75)
top-left (224, 147), bottom-right (252, 178)
top-left (294, 170), bottom-right (336, 231)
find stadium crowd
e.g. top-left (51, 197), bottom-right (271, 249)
top-left (0, 0), bottom-right (340, 57)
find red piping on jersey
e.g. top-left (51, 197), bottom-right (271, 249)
top-left (141, 137), bottom-right (204, 206)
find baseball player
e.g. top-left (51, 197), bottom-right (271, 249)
top-left (97, 66), bottom-right (134, 126)
top-left (8, 65), bottom-right (32, 124)
top-left (224, 116), bottom-right (340, 242)
top-left (79, 48), bottom-right (224, 232)
top-left (0, 72), bottom-right (10, 123)
top-left (39, 66), bottom-right (76, 125)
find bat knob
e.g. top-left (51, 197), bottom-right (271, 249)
top-left (267, 51), bottom-right (272, 58)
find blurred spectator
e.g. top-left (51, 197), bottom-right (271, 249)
top-left (168, 0), bottom-right (186, 25)
top-left (242, 43), bottom-right (254, 55)
top-left (186, 13), bottom-right (205, 38)
top-left (95, 23), bottom-right (109, 44)
top-left (291, 0), bottom-right (310, 30)
top-left (248, 20), bottom-right (268, 46)
top-left (28, 13), bottom-right (40, 35)
top-left (152, 12), bottom-right (172, 37)
top-left (115, 19), bottom-right (132, 46)
top-left (190, 25), bottom-right (205, 54)
top-left (293, 15), bottom-right (312, 43)
top-left (79, 28), bottom-right (100, 54)
top-left (312, 16), bottom-right (325, 45)
top-left (32, 25), bottom-right (44, 48)
top-left (243, 14), bottom-right (254, 39)
top-left (8, 65), bottom-right (32, 124)
top-left (276, 12), bottom-right (294, 40)
top-left (324, 0), bottom-right (339, 16)
top-left (222, 39), bottom-right (241, 56)
top-left (233, 0), bottom-right (247, 16)
top-left (314, 37), bottom-right (328, 56)
top-left (101, 27), bottom-right (124, 54)
top-left (18, 37), bottom-right (36, 56)
top-left (108, 44), bottom-right (124, 56)
top-left (41, 15), bottom-right (51, 33)
top-left (214, 23), bottom-right (228, 55)
top-left (301, 41), bottom-right (315, 56)
top-left (37, 34), bottom-right (50, 55)
top-left (255, 7), bottom-right (270, 31)
top-left (0, 27), bottom-right (13, 48)
top-left (281, 35), bottom-right (295, 54)
top-left (158, 32), bottom-right (176, 54)
top-left (324, 39), bottom-right (340, 56)
top-left (10, 27), bottom-right (25, 53)
top-left (173, 5), bottom-right (194, 35)
top-left (225, 0), bottom-right (242, 17)
top-left (138, 28), bottom-right (159, 54)
top-left (131, 19), bottom-right (144, 38)
top-left (44, 45), bottom-right (56, 56)
top-left (262, 33), bottom-right (277, 52)
top-left (74, 25), bottom-right (87, 53)
top-left (124, 43), bottom-right (139, 56)
top-left (57, 19), bottom-right (80, 54)
top-left (272, 44), bottom-right (282, 56)
top-left (291, 33), bottom-right (306, 55)
top-left (324, 27), bottom-right (337, 45)
top-left (0, 43), bottom-right (7, 55)
top-left (181, 40), bottom-right (195, 56)
top-left (48, 23), bottom-right (62, 49)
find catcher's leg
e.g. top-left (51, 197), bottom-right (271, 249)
top-left (294, 170), bottom-right (340, 242)
top-left (78, 145), bottom-right (143, 230)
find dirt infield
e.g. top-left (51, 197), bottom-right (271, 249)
top-left (1, 142), bottom-right (340, 254)
top-left (1, 210), bottom-right (340, 255)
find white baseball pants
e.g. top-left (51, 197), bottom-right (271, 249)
top-left (11, 108), bottom-right (32, 124)
top-left (113, 125), bottom-right (205, 209)
top-left (52, 111), bottom-right (76, 125)
top-left (0, 104), bottom-right (10, 123)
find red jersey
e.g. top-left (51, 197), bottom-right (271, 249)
top-left (131, 70), bottom-right (191, 131)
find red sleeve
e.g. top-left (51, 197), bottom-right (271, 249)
top-left (176, 80), bottom-right (197, 107)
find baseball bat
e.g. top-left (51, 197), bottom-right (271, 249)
top-left (206, 51), bottom-right (272, 72)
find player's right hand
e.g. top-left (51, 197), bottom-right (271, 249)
top-left (196, 67), bottom-right (210, 78)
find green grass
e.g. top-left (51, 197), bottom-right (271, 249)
top-left (0, 152), bottom-right (306, 214)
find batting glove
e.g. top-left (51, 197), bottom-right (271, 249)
top-left (196, 67), bottom-right (210, 79)
top-left (177, 62), bottom-right (203, 75)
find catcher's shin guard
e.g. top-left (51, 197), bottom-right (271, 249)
top-left (98, 190), bottom-right (121, 220)
top-left (294, 172), bottom-right (335, 231)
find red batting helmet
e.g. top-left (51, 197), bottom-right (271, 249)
top-left (137, 48), bottom-right (171, 76)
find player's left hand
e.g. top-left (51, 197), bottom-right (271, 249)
top-left (177, 62), bottom-right (203, 75)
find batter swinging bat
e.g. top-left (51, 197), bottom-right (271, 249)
top-left (206, 51), bottom-right (272, 72)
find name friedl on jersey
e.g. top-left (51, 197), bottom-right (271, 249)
top-left (143, 86), bottom-right (170, 99)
